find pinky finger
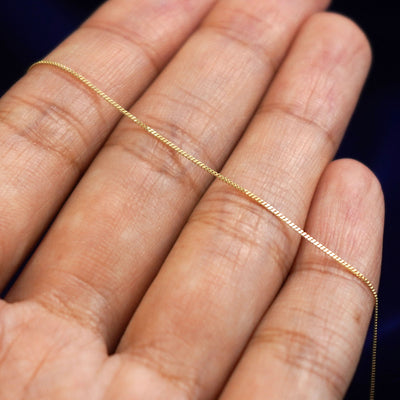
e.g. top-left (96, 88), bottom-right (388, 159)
top-left (220, 159), bottom-right (384, 400)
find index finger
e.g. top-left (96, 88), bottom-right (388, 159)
top-left (0, 0), bottom-right (216, 288)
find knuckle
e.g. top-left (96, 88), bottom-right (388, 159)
top-left (81, 22), bottom-right (161, 74)
top-left (189, 184), bottom-right (296, 280)
top-left (251, 326), bottom-right (346, 398)
top-left (202, 5), bottom-right (277, 72)
top-left (294, 260), bottom-right (371, 302)
top-left (1, 91), bottom-right (88, 173)
top-left (104, 134), bottom-right (189, 185)
top-left (104, 126), bottom-right (197, 191)
top-left (82, 0), bottom-right (197, 75)
top-left (104, 88), bottom-right (220, 189)
top-left (33, 269), bottom-right (112, 339)
top-left (144, 89), bottom-right (219, 168)
top-left (191, 186), bottom-right (265, 246)
top-left (258, 100), bottom-right (336, 150)
top-left (123, 333), bottom-right (202, 400)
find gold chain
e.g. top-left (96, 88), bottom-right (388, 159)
top-left (29, 60), bottom-right (379, 399)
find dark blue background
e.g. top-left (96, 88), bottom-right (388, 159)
top-left (1, 0), bottom-right (399, 398)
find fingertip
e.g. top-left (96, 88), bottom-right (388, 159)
top-left (310, 158), bottom-right (384, 288)
top-left (323, 158), bottom-right (384, 222)
top-left (300, 11), bottom-right (372, 74)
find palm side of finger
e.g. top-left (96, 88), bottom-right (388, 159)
top-left (0, 0), bottom-right (382, 399)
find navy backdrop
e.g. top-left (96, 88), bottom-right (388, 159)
top-left (0, 0), bottom-right (399, 398)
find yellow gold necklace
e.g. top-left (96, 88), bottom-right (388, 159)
top-left (30, 60), bottom-right (379, 399)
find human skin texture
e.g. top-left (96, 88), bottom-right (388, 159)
top-left (0, 0), bottom-right (383, 399)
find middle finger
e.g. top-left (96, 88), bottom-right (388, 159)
top-left (8, 0), bottom-right (328, 348)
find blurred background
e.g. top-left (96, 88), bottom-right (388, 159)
top-left (0, 0), bottom-right (398, 398)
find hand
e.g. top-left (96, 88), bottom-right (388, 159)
top-left (0, 0), bottom-right (384, 399)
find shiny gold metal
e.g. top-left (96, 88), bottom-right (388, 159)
top-left (30, 60), bottom-right (379, 399)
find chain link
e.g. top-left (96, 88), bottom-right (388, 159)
top-left (30, 60), bottom-right (378, 399)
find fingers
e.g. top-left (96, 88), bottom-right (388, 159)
top-left (111, 13), bottom-right (372, 399)
top-left (219, 159), bottom-right (384, 400)
top-left (7, 0), bottom-right (328, 348)
top-left (0, 0), bottom-right (216, 288)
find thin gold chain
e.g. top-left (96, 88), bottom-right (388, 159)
top-left (29, 60), bottom-right (379, 399)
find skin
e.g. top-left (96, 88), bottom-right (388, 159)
top-left (0, 0), bottom-right (384, 399)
